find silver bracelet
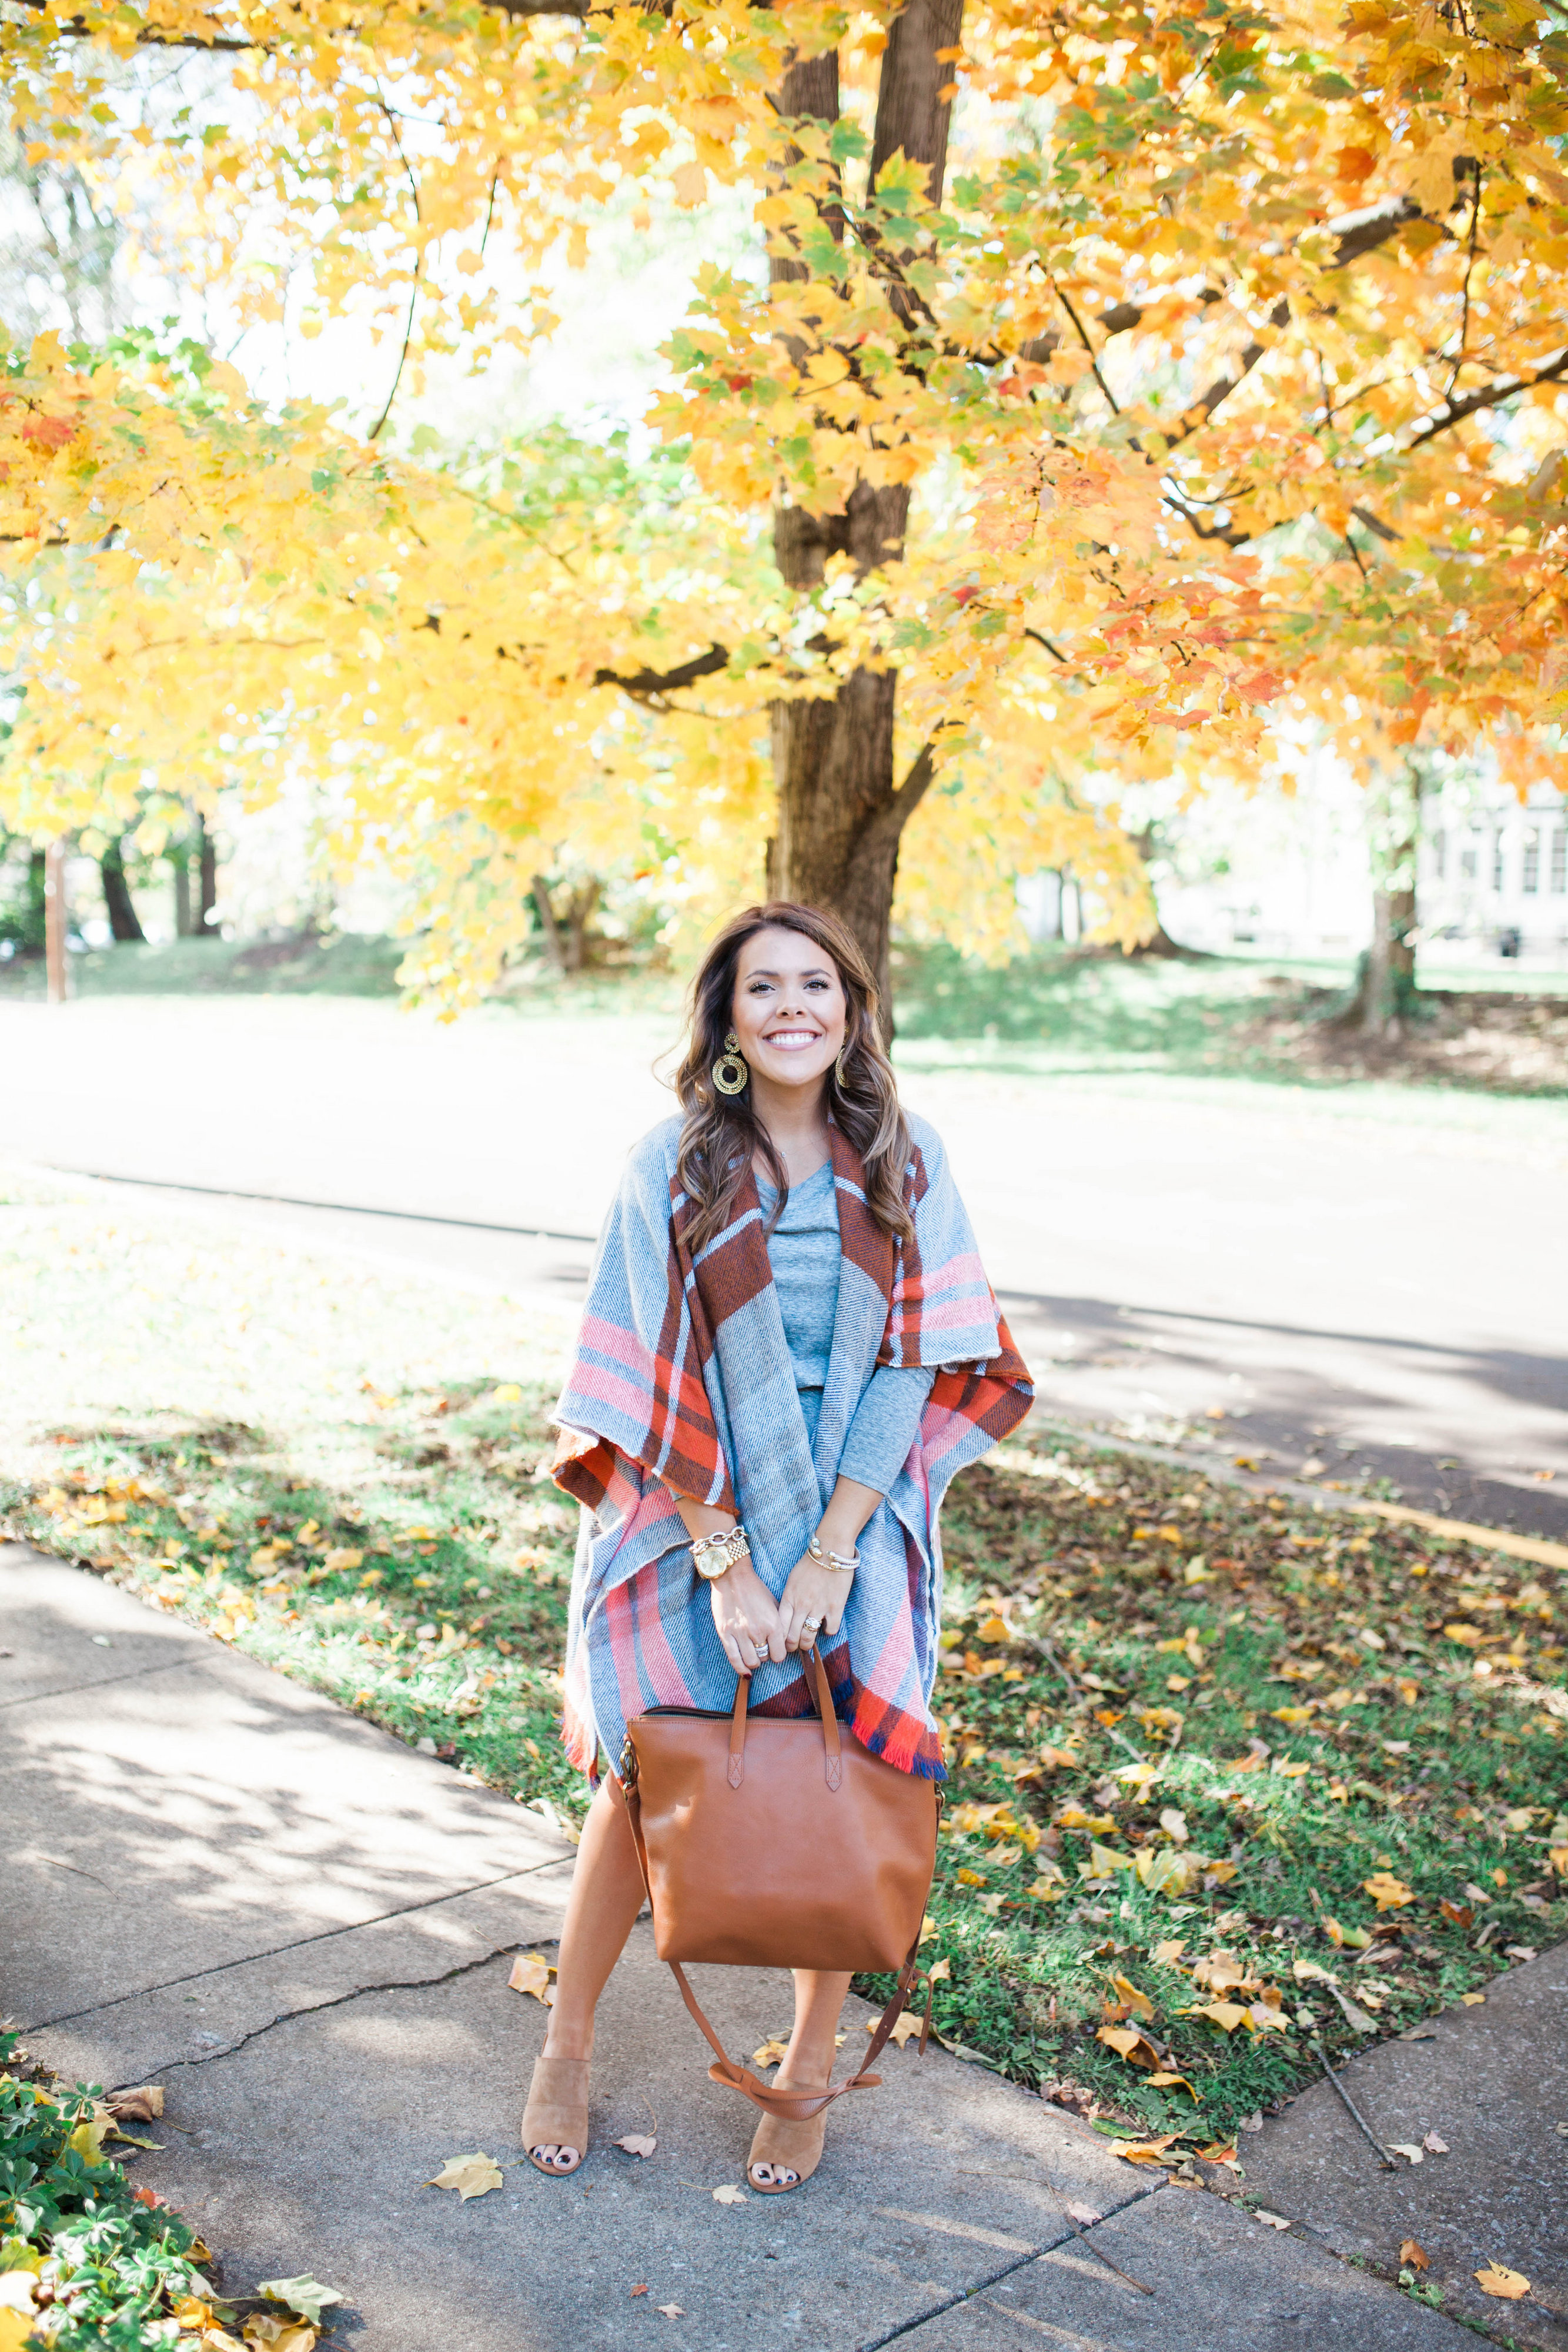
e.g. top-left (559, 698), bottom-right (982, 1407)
top-left (807, 1532), bottom-right (858, 1575)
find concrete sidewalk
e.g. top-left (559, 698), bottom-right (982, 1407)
top-left (2, 1542), bottom-right (1532, 2352)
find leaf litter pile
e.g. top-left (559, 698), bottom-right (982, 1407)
top-left (8, 1398), bottom-right (1567, 2163)
top-left (0, 2028), bottom-right (339, 2351)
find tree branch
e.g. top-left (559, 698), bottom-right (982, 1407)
top-left (845, 732), bottom-right (948, 877)
top-left (1406, 346), bottom-right (1568, 447)
top-left (592, 643), bottom-right (730, 704)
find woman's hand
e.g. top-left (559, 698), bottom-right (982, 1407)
top-left (707, 1558), bottom-right (785, 1676)
top-left (777, 1554), bottom-right (852, 1652)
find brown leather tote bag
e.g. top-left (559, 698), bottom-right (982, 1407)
top-left (620, 1645), bottom-right (941, 2119)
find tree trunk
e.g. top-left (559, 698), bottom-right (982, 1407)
top-left (44, 840), bottom-right (69, 1004)
top-left (196, 816), bottom-right (219, 935)
top-left (1339, 764), bottom-right (1420, 1034)
top-left (1126, 823), bottom-right (1188, 957)
top-left (173, 849), bottom-right (193, 937)
top-left (99, 838), bottom-right (146, 944)
top-left (767, 2), bottom-right (963, 1020)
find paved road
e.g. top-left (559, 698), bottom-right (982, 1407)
top-left (7, 993), bottom-right (1567, 1535)
top-left (8, 1541), bottom-right (1530, 2352)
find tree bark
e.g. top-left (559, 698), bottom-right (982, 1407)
top-left (196, 816), bottom-right (219, 935)
top-left (99, 838), bottom-right (146, 944)
top-left (1339, 765), bottom-right (1420, 1034)
top-left (766, 5), bottom-right (962, 1021)
top-left (44, 840), bottom-right (69, 1004)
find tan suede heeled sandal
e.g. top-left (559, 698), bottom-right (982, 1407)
top-left (746, 2094), bottom-right (828, 2194)
top-left (521, 2054), bottom-right (590, 2176)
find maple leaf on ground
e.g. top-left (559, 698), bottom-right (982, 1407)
top-left (1400, 2241), bottom-right (1430, 2271)
top-left (1253, 2210), bottom-right (1292, 2231)
top-left (615, 2134), bottom-right (657, 2157)
top-left (243, 2317), bottom-right (317, 2352)
top-left (751, 2038), bottom-right (789, 2068)
top-left (1475, 2264), bottom-right (1530, 2301)
top-left (507, 1953), bottom-right (556, 2004)
top-left (105, 2085), bottom-right (164, 2122)
top-left (712, 2184), bottom-right (748, 2204)
top-left (630, 2286), bottom-right (648, 2297)
top-left (1423, 2132), bottom-right (1449, 2154)
top-left (426, 2153), bottom-right (503, 2200)
top-left (1064, 2201), bottom-right (1102, 2225)
top-left (657, 2306), bottom-right (685, 2319)
top-left (865, 2013), bottom-right (925, 2047)
top-left (254, 2278), bottom-right (342, 2327)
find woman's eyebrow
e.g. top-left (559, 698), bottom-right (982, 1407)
top-left (745, 964), bottom-right (833, 980)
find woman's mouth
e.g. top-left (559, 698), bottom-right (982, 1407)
top-left (763, 1029), bottom-right (821, 1051)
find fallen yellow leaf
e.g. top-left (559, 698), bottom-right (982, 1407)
top-left (1400, 2240), bottom-right (1429, 2271)
top-left (1194, 1999), bottom-right (1250, 2032)
top-left (427, 2152), bottom-right (503, 2200)
top-left (1109, 1973), bottom-right (1156, 2022)
top-left (1459, 1992), bottom-right (1486, 2007)
top-left (1107, 2134), bottom-right (1180, 2163)
top-left (1363, 1871), bottom-right (1414, 1911)
top-left (1096, 2024), bottom-right (1161, 2067)
top-left (1474, 2264), bottom-right (1530, 2301)
top-left (243, 2320), bottom-right (317, 2352)
top-left (751, 2038), bottom-right (788, 2068)
top-left (712, 2184), bottom-right (748, 2204)
top-left (507, 1953), bottom-right (556, 2003)
top-left (614, 2134), bottom-right (656, 2157)
top-left (1146, 2069), bottom-right (1199, 2099)
top-left (975, 1614), bottom-right (1010, 1643)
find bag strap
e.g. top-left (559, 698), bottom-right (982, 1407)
top-left (726, 1648), bottom-right (841, 1790)
top-left (617, 1656), bottom-right (932, 2120)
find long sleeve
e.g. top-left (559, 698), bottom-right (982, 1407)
top-left (838, 1362), bottom-right (935, 1496)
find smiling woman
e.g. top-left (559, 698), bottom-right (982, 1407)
top-left (524, 900), bottom-right (1032, 2195)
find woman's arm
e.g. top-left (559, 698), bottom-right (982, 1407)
top-left (668, 1492), bottom-right (787, 1676)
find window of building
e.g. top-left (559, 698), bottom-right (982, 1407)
top-left (1492, 833), bottom-right (1505, 892)
top-left (1431, 827), bottom-right (1446, 878)
top-left (1461, 839), bottom-right (1478, 881)
top-left (1522, 830), bottom-right (1540, 892)
top-left (1552, 827), bottom-right (1567, 894)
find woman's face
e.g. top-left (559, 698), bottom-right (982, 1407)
top-left (729, 925), bottom-right (849, 1095)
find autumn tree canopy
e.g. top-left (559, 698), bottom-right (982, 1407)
top-left (2, 0), bottom-right (1566, 998)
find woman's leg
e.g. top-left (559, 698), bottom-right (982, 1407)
top-left (748, 1967), bottom-right (852, 2189)
top-left (525, 1776), bottom-right (646, 2169)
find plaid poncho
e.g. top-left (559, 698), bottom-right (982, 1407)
top-left (551, 1111), bottom-right (1032, 1781)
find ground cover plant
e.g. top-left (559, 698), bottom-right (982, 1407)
top-left (9, 1399), bottom-right (1564, 2164)
top-left (0, 2030), bottom-right (332, 2350)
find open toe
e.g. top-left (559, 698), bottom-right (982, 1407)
top-left (746, 2094), bottom-right (828, 2196)
top-left (521, 2056), bottom-right (590, 2179)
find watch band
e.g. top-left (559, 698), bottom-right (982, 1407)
top-left (691, 1525), bottom-right (751, 1579)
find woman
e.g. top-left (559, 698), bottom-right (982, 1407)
top-left (524, 901), bottom-right (1031, 2194)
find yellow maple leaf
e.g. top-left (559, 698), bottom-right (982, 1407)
top-left (426, 2151), bottom-right (503, 2200)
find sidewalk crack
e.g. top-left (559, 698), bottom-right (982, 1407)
top-left (112, 1946), bottom-right (516, 2090)
top-left (30, 1862), bottom-right (569, 2031)
top-left (855, 2183), bottom-right (1165, 2351)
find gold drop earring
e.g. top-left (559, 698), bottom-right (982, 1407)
top-left (711, 1029), bottom-right (750, 1095)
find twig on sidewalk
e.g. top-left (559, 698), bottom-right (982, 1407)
top-left (1037, 2169), bottom-right (1154, 2296)
top-left (1310, 2039), bottom-right (1396, 2169)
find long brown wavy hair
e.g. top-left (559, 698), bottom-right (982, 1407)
top-left (674, 902), bottom-right (915, 1255)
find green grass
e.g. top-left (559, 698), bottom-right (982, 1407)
top-left (0, 931), bottom-right (407, 1001)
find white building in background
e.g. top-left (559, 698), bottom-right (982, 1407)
top-left (1020, 760), bottom-right (1568, 971)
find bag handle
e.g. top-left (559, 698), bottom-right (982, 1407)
top-left (727, 1645), bottom-right (841, 1790)
top-left (618, 1652), bottom-right (931, 2120)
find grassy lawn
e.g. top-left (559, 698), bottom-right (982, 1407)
top-left (6, 1163), bottom-right (1564, 2161)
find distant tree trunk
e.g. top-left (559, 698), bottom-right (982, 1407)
top-left (196, 816), bottom-right (219, 935)
top-left (27, 848), bottom-right (49, 954)
top-left (1339, 763), bottom-right (1420, 1035)
top-left (44, 840), bottom-right (69, 1003)
top-left (1126, 823), bottom-right (1187, 957)
top-left (99, 838), bottom-right (146, 944)
top-left (767, 2), bottom-right (964, 1023)
top-left (531, 874), bottom-right (566, 971)
top-left (173, 848), bottom-right (193, 937)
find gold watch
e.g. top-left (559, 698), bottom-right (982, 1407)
top-left (691, 1525), bottom-right (751, 1580)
